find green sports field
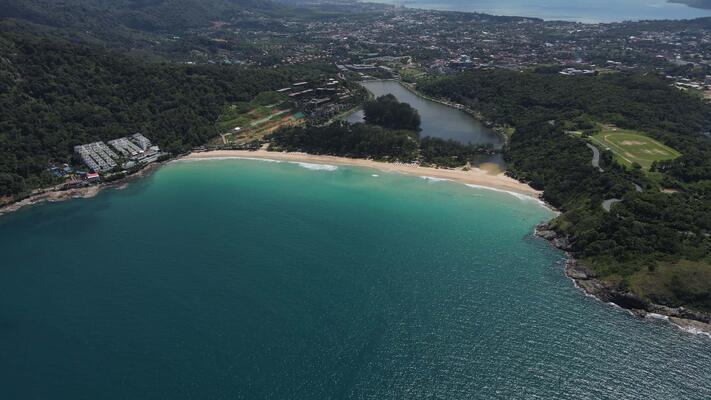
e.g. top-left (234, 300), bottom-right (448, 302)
top-left (589, 127), bottom-right (681, 169)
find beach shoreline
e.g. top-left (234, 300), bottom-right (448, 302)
top-left (3, 147), bottom-right (709, 338)
top-left (0, 149), bottom-right (542, 218)
top-left (181, 149), bottom-right (542, 198)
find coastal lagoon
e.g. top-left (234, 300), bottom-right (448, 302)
top-left (1, 159), bottom-right (710, 399)
top-left (375, 0), bottom-right (711, 23)
top-left (347, 80), bottom-right (501, 146)
top-left (346, 80), bottom-right (506, 169)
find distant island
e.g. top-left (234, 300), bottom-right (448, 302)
top-left (670, 0), bottom-right (711, 10)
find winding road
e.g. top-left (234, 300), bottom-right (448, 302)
top-left (587, 143), bottom-right (643, 211)
top-left (602, 198), bottom-right (622, 212)
top-left (586, 143), bottom-right (604, 172)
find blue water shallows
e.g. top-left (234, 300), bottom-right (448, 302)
top-left (0, 159), bottom-right (709, 399)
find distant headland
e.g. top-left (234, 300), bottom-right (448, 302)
top-left (670, 0), bottom-right (711, 10)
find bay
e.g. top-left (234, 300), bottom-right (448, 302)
top-left (0, 159), bottom-right (709, 399)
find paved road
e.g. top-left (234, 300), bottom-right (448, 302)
top-left (602, 198), bottom-right (622, 211)
top-left (585, 141), bottom-right (643, 211)
top-left (586, 143), bottom-right (604, 172)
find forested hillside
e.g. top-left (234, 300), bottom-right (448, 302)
top-left (0, 0), bottom-right (294, 59)
top-left (420, 70), bottom-right (711, 311)
top-left (268, 95), bottom-right (493, 166)
top-left (1, 0), bottom-right (285, 32)
top-left (0, 29), bottom-right (331, 196)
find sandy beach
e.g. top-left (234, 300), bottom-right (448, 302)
top-left (182, 150), bottom-right (542, 197)
top-left (0, 150), bottom-right (541, 218)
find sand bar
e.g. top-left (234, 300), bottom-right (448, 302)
top-left (182, 150), bottom-right (542, 197)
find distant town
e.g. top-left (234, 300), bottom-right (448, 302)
top-left (159, 6), bottom-right (711, 99)
top-left (43, 4), bottom-right (711, 191)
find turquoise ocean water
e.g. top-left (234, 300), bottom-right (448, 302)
top-left (1, 159), bottom-right (710, 399)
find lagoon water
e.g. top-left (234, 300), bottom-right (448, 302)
top-left (347, 80), bottom-right (506, 169)
top-left (347, 80), bottom-right (501, 147)
top-left (377, 0), bottom-right (711, 23)
top-left (1, 159), bottom-right (710, 399)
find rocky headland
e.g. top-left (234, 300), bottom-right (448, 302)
top-left (536, 222), bottom-right (711, 337)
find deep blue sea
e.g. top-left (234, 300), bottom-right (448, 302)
top-left (1, 159), bottom-right (710, 399)
top-left (377, 0), bottom-right (711, 22)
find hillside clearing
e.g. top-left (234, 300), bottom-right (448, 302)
top-left (589, 127), bottom-right (681, 169)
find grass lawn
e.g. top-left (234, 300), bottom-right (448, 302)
top-left (629, 260), bottom-right (711, 311)
top-left (589, 126), bottom-right (681, 169)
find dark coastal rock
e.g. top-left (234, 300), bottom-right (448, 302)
top-left (535, 223), bottom-right (561, 241)
top-left (668, 317), bottom-right (711, 336)
top-left (566, 267), bottom-right (588, 280)
top-left (535, 222), bottom-right (573, 251)
top-left (552, 236), bottom-right (572, 251)
top-left (610, 292), bottom-right (648, 310)
top-left (629, 309), bottom-right (648, 318)
top-left (537, 229), bottom-right (558, 241)
top-left (536, 220), bottom-right (711, 332)
top-left (648, 304), bottom-right (711, 324)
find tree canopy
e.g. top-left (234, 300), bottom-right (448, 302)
top-left (420, 70), bottom-right (711, 311)
top-left (363, 94), bottom-right (421, 131)
top-left (0, 28), bottom-right (332, 196)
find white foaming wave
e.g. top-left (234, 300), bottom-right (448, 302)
top-left (233, 157), bottom-right (282, 163)
top-left (173, 156), bottom-right (282, 163)
top-left (465, 183), bottom-right (545, 207)
top-left (292, 162), bottom-right (338, 171)
top-left (675, 324), bottom-right (711, 339)
top-left (372, 174), bottom-right (380, 177)
top-left (570, 278), bottom-right (601, 301)
top-left (420, 176), bottom-right (451, 182)
top-left (645, 313), bottom-right (669, 321)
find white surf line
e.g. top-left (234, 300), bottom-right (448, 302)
top-left (178, 156), bottom-right (340, 171)
top-left (172, 156), bottom-right (282, 163)
top-left (465, 183), bottom-right (547, 206)
top-left (675, 324), bottom-right (711, 339)
top-left (290, 162), bottom-right (338, 171)
top-left (419, 176), bottom-right (452, 182)
top-left (178, 156), bottom-right (546, 206)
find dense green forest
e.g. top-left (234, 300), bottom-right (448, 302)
top-left (269, 122), bottom-right (420, 160)
top-left (0, 0), bottom-right (304, 62)
top-left (1, 0), bottom-right (286, 34)
top-left (268, 122), bottom-right (495, 166)
top-left (0, 0), bottom-right (374, 61)
top-left (420, 70), bottom-right (711, 311)
top-left (268, 96), bottom-right (494, 166)
top-left (0, 29), bottom-right (333, 196)
top-left (267, 96), bottom-right (421, 160)
top-left (363, 94), bottom-right (421, 131)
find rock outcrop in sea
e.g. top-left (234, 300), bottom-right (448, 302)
top-left (535, 222), bottom-right (711, 337)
